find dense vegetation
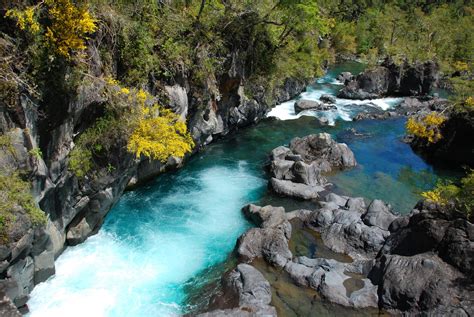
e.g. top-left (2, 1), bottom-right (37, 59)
top-left (0, 1), bottom-right (473, 233)
top-left (422, 170), bottom-right (474, 220)
top-left (0, 135), bottom-right (46, 240)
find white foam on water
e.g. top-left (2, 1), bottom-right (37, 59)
top-left (267, 84), bottom-right (403, 125)
top-left (27, 164), bottom-right (265, 317)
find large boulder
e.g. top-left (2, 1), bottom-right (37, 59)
top-left (238, 205), bottom-right (292, 267)
top-left (309, 194), bottom-right (393, 259)
top-left (338, 59), bottom-right (439, 99)
top-left (369, 253), bottom-right (472, 314)
top-left (270, 178), bottom-right (325, 200)
top-left (268, 133), bottom-right (356, 200)
top-left (225, 264), bottom-right (272, 307)
top-left (338, 67), bottom-right (392, 99)
top-left (336, 72), bottom-right (354, 84)
top-left (368, 202), bottom-right (474, 314)
top-left (201, 264), bottom-right (276, 317)
top-left (380, 202), bottom-right (474, 276)
top-left (294, 99), bottom-right (331, 113)
top-left (320, 94), bottom-right (337, 104)
top-left (362, 200), bottom-right (397, 231)
top-left (289, 133), bottom-right (356, 169)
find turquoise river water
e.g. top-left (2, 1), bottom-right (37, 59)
top-left (27, 62), bottom-right (456, 316)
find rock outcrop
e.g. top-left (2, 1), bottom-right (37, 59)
top-left (203, 138), bottom-right (473, 317)
top-left (320, 94), bottom-right (337, 104)
top-left (338, 59), bottom-right (439, 99)
top-left (204, 197), bottom-right (473, 316)
top-left (369, 201), bottom-right (474, 314)
top-left (308, 195), bottom-right (393, 259)
top-left (233, 200), bottom-right (385, 309)
top-left (269, 133), bottom-right (356, 199)
top-left (294, 99), bottom-right (336, 113)
top-left (406, 108), bottom-right (474, 167)
top-left (199, 264), bottom-right (276, 317)
top-left (336, 72), bottom-right (354, 84)
top-left (0, 46), bottom-right (311, 312)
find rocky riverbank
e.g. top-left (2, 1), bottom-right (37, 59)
top-left (337, 58), bottom-right (439, 100)
top-left (0, 56), bottom-right (462, 314)
top-left (0, 50), bottom-right (311, 312)
top-left (200, 135), bottom-right (473, 316)
top-left (405, 105), bottom-right (474, 167)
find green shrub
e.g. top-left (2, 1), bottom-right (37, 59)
top-left (422, 170), bottom-right (474, 219)
top-left (28, 147), bottom-right (43, 160)
top-left (0, 172), bottom-right (46, 242)
top-left (68, 146), bottom-right (93, 178)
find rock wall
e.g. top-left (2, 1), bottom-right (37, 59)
top-left (407, 108), bottom-right (474, 167)
top-left (0, 49), bottom-right (310, 312)
top-left (338, 58), bottom-right (439, 99)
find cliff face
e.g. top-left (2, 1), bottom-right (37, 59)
top-left (0, 47), bottom-right (310, 311)
top-left (408, 109), bottom-right (474, 167)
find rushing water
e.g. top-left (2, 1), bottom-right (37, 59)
top-left (28, 62), bottom-right (455, 316)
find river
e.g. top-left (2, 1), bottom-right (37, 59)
top-left (27, 62), bottom-right (454, 316)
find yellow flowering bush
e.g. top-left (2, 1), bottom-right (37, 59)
top-left (5, 0), bottom-right (97, 58)
top-left (453, 61), bottom-right (469, 72)
top-left (465, 96), bottom-right (474, 108)
top-left (421, 170), bottom-right (473, 219)
top-left (5, 6), bottom-right (40, 34)
top-left (127, 107), bottom-right (194, 162)
top-left (44, 0), bottom-right (97, 58)
top-left (421, 184), bottom-right (458, 205)
top-left (406, 112), bottom-right (446, 143)
top-left (69, 78), bottom-right (194, 177)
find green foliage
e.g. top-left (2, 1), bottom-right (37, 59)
top-left (422, 170), bottom-right (474, 219)
top-left (449, 77), bottom-right (474, 111)
top-left (318, 1), bottom-right (473, 70)
top-left (0, 134), bottom-right (15, 155)
top-left (406, 112), bottom-right (446, 143)
top-left (68, 114), bottom-right (123, 178)
top-left (68, 146), bottom-right (93, 178)
top-left (0, 172), bottom-right (47, 242)
top-left (88, 0), bottom-right (332, 90)
top-left (28, 147), bottom-right (43, 160)
top-left (5, 0), bottom-right (97, 59)
top-left (330, 21), bottom-right (357, 56)
top-left (68, 78), bottom-right (194, 177)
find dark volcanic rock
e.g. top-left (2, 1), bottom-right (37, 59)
top-left (338, 59), bottom-right (439, 99)
top-left (289, 133), bottom-right (357, 168)
top-left (362, 200), bottom-right (397, 231)
top-left (369, 202), bottom-right (474, 314)
top-left (369, 253), bottom-right (472, 314)
top-left (201, 264), bottom-right (276, 317)
top-left (0, 291), bottom-right (20, 317)
top-left (320, 94), bottom-right (337, 104)
top-left (270, 178), bottom-right (324, 200)
top-left (309, 194), bottom-right (393, 259)
top-left (337, 72), bottom-right (354, 84)
top-left (238, 205), bottom-right (292, 267)
top-left (207, 193), bottom-right (474, 316)
top-left (407, 109), bottom-right (474, 167)
top-left (338, 67), bottom-right (392, 99)
top-left (268, 133), bottom-right (356, 200)
top-left (380, 202), bottom-right (474, 276)
top-left (294, 99), bottom-right (336, 113)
